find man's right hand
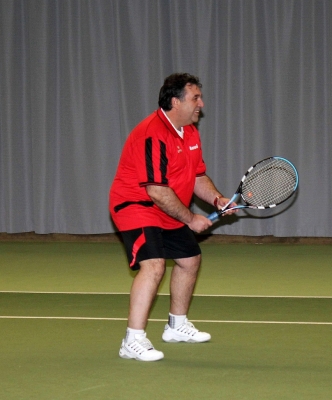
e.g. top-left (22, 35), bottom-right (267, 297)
top-left (187, 214), bottom-right (213, 233)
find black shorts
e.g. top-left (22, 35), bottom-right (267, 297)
top-left (119, 225), bottom-right (201, 270)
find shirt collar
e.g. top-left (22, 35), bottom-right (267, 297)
top-left (160, 108), bottom-right (184, 138)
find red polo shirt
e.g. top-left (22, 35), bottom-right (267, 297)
top-left (109, 108), bottom-right (206, 230)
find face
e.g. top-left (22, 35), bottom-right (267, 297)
top-left (174, 84), bottom-right (204, 126)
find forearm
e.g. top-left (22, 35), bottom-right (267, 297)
top-left (194, 175), bottom-right (224, 205)
top-left (145, 185), bottom-right (194, 225)
top-left (194, 175), bottom-right (237, 215)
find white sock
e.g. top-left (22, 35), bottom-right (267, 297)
top-left (168, 313), bottom-right (186, 329)
top-left (125, 327), bottom-right (145, 343)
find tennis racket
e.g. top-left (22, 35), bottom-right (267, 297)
top-left (207, 156), bottom-right (299, 222)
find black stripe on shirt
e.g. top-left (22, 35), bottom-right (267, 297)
top-left (114, 201), bottom-right (154, 213)
top-left (159, 140), bottom-right (168, 184)
top-left (145, 137), bottom-right (154, 182)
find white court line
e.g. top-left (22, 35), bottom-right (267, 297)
top-left (1, 293), bottom-right (331, 325)
top-left (0, 316), bottom-right (331, 325)
top-left (0, 291), bottom-right (331, 299)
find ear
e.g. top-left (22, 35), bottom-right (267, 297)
top-left (171, 97), bottom-right (180, 109)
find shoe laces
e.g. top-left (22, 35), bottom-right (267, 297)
top-left (127, 335), bottom-right (154, 354)
top-left (176, 319), bottom-right (198, 336)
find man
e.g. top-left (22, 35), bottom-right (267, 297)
top-left (109, 73), bottom-right (236, 361)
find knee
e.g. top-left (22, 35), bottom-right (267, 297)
top-left (139, 258), bottom-right (166, 282)
top-left (151, 263), bottom-right (166, 281)
top-left (175, 254), bottom-right (201, 273)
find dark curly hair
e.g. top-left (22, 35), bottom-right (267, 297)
top-left (158, 73), bottom-right (202, 111)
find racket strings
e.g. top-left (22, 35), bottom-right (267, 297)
top-left (241, 160), bottom-right (297, 207)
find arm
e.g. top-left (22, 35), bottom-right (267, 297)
top-left (145, 185), bottom-right (212, 233)
top-left (194, 175), bottom-right (237, 215)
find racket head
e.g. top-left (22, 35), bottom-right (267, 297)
top-left (239, 156), bottom-right (299, 208)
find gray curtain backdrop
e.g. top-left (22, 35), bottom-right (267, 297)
top-left (0, 0), bottom-right (331, 236)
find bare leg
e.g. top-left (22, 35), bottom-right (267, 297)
top-left (162, 254), bottom-right (211, 343)
top-left (169, 254), bottom-right (201, 315)
top-left (128, 258), bottom-right (166, 330)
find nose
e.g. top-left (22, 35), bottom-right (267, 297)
top-left (198, 98), bottom-right (204, 108)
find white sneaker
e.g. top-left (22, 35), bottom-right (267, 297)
top-left (162, 319), bottom-right (211, 343)
top-left (119, 333), bottom-right (164, 361)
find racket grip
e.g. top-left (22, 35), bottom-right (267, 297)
top-left (207, 211), bottom-right (220, 222)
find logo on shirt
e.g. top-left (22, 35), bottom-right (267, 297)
top-left (177, 146), bottom-right (182, 153)
top-left (189, 144), bottom-right (199, 150)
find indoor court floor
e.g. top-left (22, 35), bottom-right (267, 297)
top-left (1, 240), bottom-right (331, 399)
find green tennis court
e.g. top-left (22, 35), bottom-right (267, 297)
top-left (1, 240), bottom-right (331, 399)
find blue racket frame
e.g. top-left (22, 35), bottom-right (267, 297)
top-left (207, 156), bottom-right (299, 222)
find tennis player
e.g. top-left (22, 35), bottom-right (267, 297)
top-left (110, 73), bottom-right (236, 361)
